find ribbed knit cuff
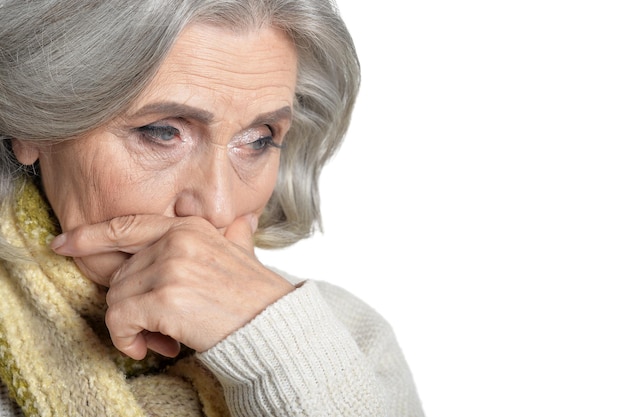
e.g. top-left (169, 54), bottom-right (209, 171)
top-left (196, 280), bottom-right (382, 416)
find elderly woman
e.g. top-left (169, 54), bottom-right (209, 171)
top-left (0, 0), bottom-right (423, 416)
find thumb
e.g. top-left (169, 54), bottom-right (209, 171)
top-left (224, 214), bottom-right (257, 253)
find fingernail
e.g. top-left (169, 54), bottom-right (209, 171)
top-left (50, 233), bottom-right (66, 251)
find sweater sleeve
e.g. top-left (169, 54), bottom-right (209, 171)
top-left (196, 279), bottom-right (424, 417)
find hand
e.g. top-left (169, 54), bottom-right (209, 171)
top-left (50, 214), bottom-right (295, 360)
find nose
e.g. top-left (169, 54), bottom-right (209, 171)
top-left (173, 146), bottom-right (236, 230)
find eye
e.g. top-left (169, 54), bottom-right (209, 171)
top-left (248, 125), bottom-right (284, 151)
top-left (136, 124), bottom-right (181, 143)
top-left (249, 135), bottom-right (282, 151)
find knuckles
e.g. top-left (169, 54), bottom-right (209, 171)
top-left (105, 215), bottom-right (140, 243)
top-left (98, 214), bottom-right (261, 353)
top-left (160, 229), bottom-right (202, 257)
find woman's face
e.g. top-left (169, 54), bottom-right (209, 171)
top-left (14, 23), bottom-right (297, 235)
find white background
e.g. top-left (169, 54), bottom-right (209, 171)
top-left (258, 1), bottom-right (626, 416)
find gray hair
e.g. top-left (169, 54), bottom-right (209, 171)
top-left (0, 0), bottom-right (360, 252)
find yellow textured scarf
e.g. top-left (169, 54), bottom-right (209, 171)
top-left (0, 180), bottom-right (230, 417)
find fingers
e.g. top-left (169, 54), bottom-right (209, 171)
top-left (50, 213), bottom-right (258, 257)
top-left (106, 297), bottom-right (182, 359)
top-left (50, 213), bottom-right (257, 287)
top-left (104, 307), bottom-right (151, 360)
top-left (109, 327), bottom-right (181, 360)
top-left (49, 212), bottom-right (264, 359)
top-left (50, 214), bottom-right (181, 257)
top-left (144, 332), bottom-right (181, 358)
top-left (224, 213), bottom-right (258, 253)
top-left (50, 214), bottom-right (186, 287)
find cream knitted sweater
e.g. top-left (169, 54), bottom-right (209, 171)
top-left (0, 184), bottom-right (424, 416)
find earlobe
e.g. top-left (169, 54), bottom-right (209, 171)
top-left (11, 139), bottom-right (40, 165)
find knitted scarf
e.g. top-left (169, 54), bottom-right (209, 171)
top-left (0, 180), bottom-right (230, 417)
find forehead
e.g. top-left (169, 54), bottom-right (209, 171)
top-left (127, 23), bottom-right (298, 121)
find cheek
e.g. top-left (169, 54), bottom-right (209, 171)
top-left (71, 170), bottom-right (177, 226)
top-left (39, 144), bottom-right (168, 231)
top-left (43, 174), bottom-right (117, 232)
top-left (249, 157), bottom-right (281, 215)
top-left (38, 149), bottom-right (94, 231)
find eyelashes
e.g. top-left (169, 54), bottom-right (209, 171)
top-left (136, 124), bottom-right (181, 143)
top-left (248, 135), bottom-right (283, 151)
top-left (133, 122), bottom-right (284, 156)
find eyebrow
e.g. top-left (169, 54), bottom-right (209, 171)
top-left (250, 106), bottom-right (293, 126)
top-left (127, 102), bottom-right (214, 125)
top-left (127, 102), bottom-right (293, 127)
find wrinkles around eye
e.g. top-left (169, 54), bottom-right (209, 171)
top-left (137, 124), bottom-right (181, 143)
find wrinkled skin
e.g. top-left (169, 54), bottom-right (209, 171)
top-left (12, 23), bottom-right (298, 359)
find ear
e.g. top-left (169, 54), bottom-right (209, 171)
top-left (11, 139), bottom-right (40, 165)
